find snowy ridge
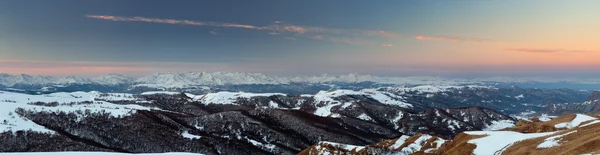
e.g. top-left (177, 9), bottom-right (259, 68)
top-left (193, 92), bottom-right (285, 105)
top-left (0, 91), bottom-right (159, 133)
top-left (0, 74), bottom-right (54, 87)
top-left (311, 89), bottom-right (413, 108)
top-left (537, 130), bottom-right (577, 149)
top-left (307, 89), bottom-right (413, 117)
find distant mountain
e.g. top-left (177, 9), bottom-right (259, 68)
top-left (2, 72), bottom-right (600, 92)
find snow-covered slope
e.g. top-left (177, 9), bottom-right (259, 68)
top-left (464, 131), bottom-right (556, 155)
top-left (553, 114), bottom-right (597, 129)
top-left (311, 89), bottom-right (413, 108)
top-left (0, 91), bottom-right (158, 133)
top-left (299, 134), bottom-right (447, 155)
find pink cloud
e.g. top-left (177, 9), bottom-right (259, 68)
top-left (414, 35), bottom-right (488, 43)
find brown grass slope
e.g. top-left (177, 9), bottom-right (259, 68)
top-left (436, 113), bottom-right (600, 155)
top-left (502, 114), bottom-right (600, 155)
top-left (299, 114), bottom-right (600, 155)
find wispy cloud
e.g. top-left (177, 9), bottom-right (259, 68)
top-left (505, 48), bottom-right (595, 54)
top-left (414, 35), bottom-right (488, 43)
top-left (86, 15), bottom-right (259, 29)
top-left (86, 15), bottom-right (400, 46)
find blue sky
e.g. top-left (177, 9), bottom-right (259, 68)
top-left (1, 0), bottom-right (600, 77)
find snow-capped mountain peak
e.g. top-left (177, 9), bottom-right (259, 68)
top-left (92, 74), bottom-right (135, 85)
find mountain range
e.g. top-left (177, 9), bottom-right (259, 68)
top-left (2, 73), bottom-right (600, 92)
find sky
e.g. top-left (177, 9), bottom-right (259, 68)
top-left (1, 0), bottom-right (600, 77)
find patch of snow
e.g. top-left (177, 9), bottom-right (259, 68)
top-left (400, 134), bottom-right (432, 154)
top-left (424, 138), bottom-right (446, 153)
top-left (538, 114), bottom-right (555, 122)
top-left (184, 93), bottom-right (196, 98)
top-left (537, 130), bottom-right (577, 149)
top-left (140, 91), bottom-right (181, 95)
top-left (554, 114), bottom-right (597, 129)
top-left (181, 130), bottom-right (201, 139)
top-left (314, 103), bottom-right (342, 117)
top-left (247, 138), bottom-right (277, 151)
top-left (340, 102), bottom-right (353, 109)
top-left (515, 94), bottom-right (525, 100)
top-left (318, 141), bottom-right (365, 152)
top-left (389, 135), bottom-right (411, 150)
top-left (465, 131), bottom-right (556, 155)
top-left (392, 112), bottom-right (405, 129)
top-left (268, 101), bottom-right (279, 108)
top-left (357, 113), bottom-right (372, 121)
top-left (580, 120), bottom-right (600, 127)
top-left (483, 120), bottom-right (515, 131)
